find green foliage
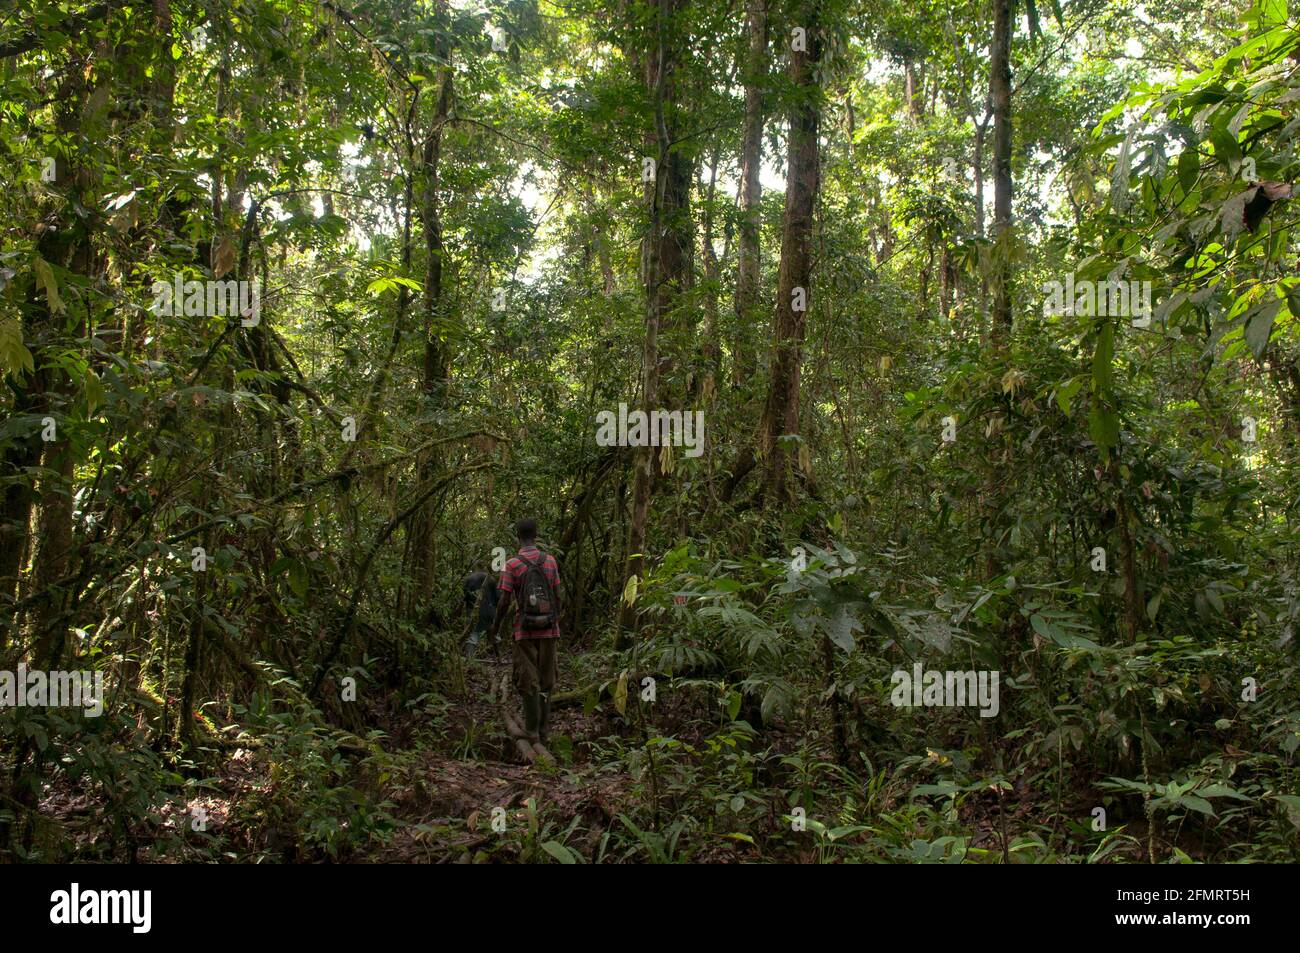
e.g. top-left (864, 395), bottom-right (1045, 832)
top-left (2, 0), bottom-right (1299, 865)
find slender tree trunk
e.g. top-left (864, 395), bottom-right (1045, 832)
top-left (588, 181), bottom-right (616, 300)
top-left (760, 0), bottom-right (821, 503)
top-left (27, 50), bottom-right (109, 669)
top-left (406, 18), bottom-right (454, 620)
top-left (5, 31), bottom-right (108, 852)
top-left (904, 58), bottom-right (924, 121)
top-left (990, 0), bottom-right (1013, 340)
top-left (619, 0), bottom-right (693, 640)
top-left (0, 421), bottom-right (38, 613)
top-left (939, 244), bottom-right (954, 321)
top-left (733, 0), bottom-right (767, 389)
top-left (973, 118), bottom-right (987, 238)
top-left (973, 117), bottom-right (989, 316)
top-left (983, 2), bottom-right (1015, 590)
top-left (699, 148), bottom-right (722, 401)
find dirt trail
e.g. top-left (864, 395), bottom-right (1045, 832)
top-left (370, 653), bottom-right (627, 863)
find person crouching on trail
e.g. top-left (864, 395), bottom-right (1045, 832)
top-left (488, 518), bottom-right (562, 744)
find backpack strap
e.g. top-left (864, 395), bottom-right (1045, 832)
top-left (517, 550), bottom-right (545, 572)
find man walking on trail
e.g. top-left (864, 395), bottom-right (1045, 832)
top-left (489, 518), bottom-right (562, 744)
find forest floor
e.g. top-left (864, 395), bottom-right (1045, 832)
top-left (369, 652), bottom-right (635, 864)
top-left (20, 642), bottom-right (1146, 863)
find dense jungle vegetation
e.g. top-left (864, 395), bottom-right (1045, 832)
top-left (1, 0), bottom-right (1299, 864)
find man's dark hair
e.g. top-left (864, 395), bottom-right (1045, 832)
top-left (516, 518), bottom-right (538, 544)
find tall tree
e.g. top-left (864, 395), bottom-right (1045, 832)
top-left (405, 4), bottom-right (456, 620)
top-left (759, 1), bottom-right (822, 502)
top-left (619, 0), bottom-right (695, 637)
top-left (989, 0), bottom-right (1013, 340)
top-left (734, 0), bottom-right (768, 389)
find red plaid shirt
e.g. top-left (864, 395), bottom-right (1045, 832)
top-left (498, 546), bottom-right (562, 640)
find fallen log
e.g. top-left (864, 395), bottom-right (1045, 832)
top-left (549, 685), bottom-right (602, 709)
top-left (548, 670), bottom-right (700, 710)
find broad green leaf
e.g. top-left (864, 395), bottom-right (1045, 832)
top-left (1244, 297), bottom-right (1281, 359)
top-left (613, 670), bottom-right (627, 716)
top-left (1089, 404), bottom-right (1119, 450)
top-left (83, 368), bottom-right (104, 414)
top-left (1177, 794), bottom-right (1216, 816)
top-left (0, 319), bottom-right (34, 377)
top-left (287, 559), bottom-right (308, 599)
top-left (33, 258), bottom-right (64, 314)
top-left (1056, 378), bottom-right (1083, 416)
top-left (540, 841), bottom-right (577, 864)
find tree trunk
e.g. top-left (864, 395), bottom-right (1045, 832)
top-left (973, 119), bottom-right (987, 239)
top-left (27, 49), bottom-right (109, 669)
top-left (733, 0), bottom-right (767, 390)
top-left (904, 58), bottom-right (924, 121)
top-left (760, 0), bottom-right (821, 503)
top-left (990, 0), bottom-right (1013, 341)
top-left (699, 147), bottom-right (722, 401)
top-left (406, 16), bottom-right (454, 621)
top-left (619, 0), bottom-right (693, 640)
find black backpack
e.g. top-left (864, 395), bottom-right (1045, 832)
top-left (517, 552), bottom-right (558, 631)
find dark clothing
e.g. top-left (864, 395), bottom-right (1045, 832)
top-left (512, 637), bottom-right (557, 696)
top-left (463, 572), bottom-right (499, 635)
